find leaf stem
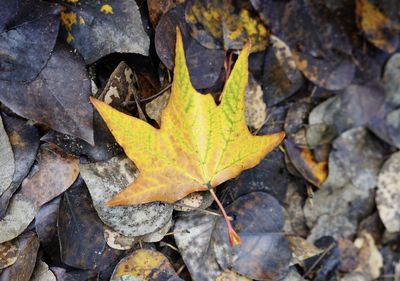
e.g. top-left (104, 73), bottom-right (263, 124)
top-left (208, 188), bottom-right (241, 246)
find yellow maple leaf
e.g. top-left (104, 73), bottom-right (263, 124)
top-left (90, 30), bottom-right (285, 206)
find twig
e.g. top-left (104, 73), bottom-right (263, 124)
top-left (302, 242), bottom-right (336, 278)
top-left (140, 84), bottom-right (172, 102)
top-left (176, 264), bottom-right (186, 275)
top-left (174, 202), bottom-right (232, 220)
top-left (160, 241), bottom-right (179, 252)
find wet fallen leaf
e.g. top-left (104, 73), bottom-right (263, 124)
top-left (332, 127), bottom-right (385, 190)
top-left (307, 96), bottom-right (341, 147)
top-left (244, 74), bottom-right (266, 130)
top-left (0, 44), bottom-right (94, 144)
top-left (60, 0), bottom-right (149, 63)
top-left (213, 192), bottom-right (291, 280)
top-left (96, 62), bottom-right (136, 110)
top-left (380, 246), bottom-right (400, 281)
top-left (0, 193), bottom-right (37, 244)
top-left (79, 156), bottom-right (173, 237)
top-left (110, 249), bottom-right (182, 281)
top-left (385, 109), bottom-right (400, 149)
top-left (142, 219), bottom-right (173, 243)
top-left (280, 268), bottom-right (305, 281)
top-left (0, 114), bottom-right (40, 219)
top-left (174, 212), bottom-right (222, 281)
top-left (58, 177), bottom-right (124, 271)
top-left (304, 183), bottom-right (374, 234)
top-left (338, 84), bottom-right (386, 134)
top-left (307, 84), bottom-right (384, 147)
top-left (0, 232), bottom-right (39, 281)
top-left (0, 0), bottom-right (60, 82)
top-left (30, 260), bottom-right (56, 281)
top-left (253, 0), bottom-right (355, 90)
top-left (352, 41), bottom-right (389, 85)
top-left (41, 61), bottom-right (136, 161)
top-left (146, 91), bottom-right (171, 125)
top-left (91, 29), bottom-right (284, 206)
top-left (354, 232), bottom-right (383, 279)
top-left (284, 98), bottom-right (313, 145)
top-left (216, 270), bottom-right (251, 281)
top-left (155, 5), bottom-right (190, 70)
top-left (308, 214), bottom-right (357, 243)
top-left (293, 51), bottom-right (355, 91)
top-left (147, 0), bottom-right (185, 27)
top-left (20, 143), bottom-right (79, 208)
top-left (185, 38), bottom-right (225, 90)
top-left (0, 115), bottom-right (14, 198)
top-left (224, 149), bottom-right (289, 204)
top-left (338, 238), bottom-right (359, 273)
top-left (104, 227), bottom-right (136, 251)
top-left (263, 35), bottom-right (304, 106)
top-left (287, 236), bottom-right (323, 265)
top-left (356, 0), bottom-right (398, 53)
top-left (303, 236), bottom-right (340, 280)
top-left (284, 139), bottom-right (328, 187)
top-left (35, 198), bottom-right (61, 261)
top-left (174, 191), bottom-right (213, 212)
top-left (185, 0), bottom-right (269, 52)
top-left (155, 5), bottom-right (224, 89)
top-left (383, 53), bottom-right (400, 107)
top-left (376, 151), bottom-right (400, 232)
top-left (0, 241), bottom-right (18, 270)
top-left (50, 267), bottom-right (98, 281)
top-left (284, 182), bottom-right (308, 237)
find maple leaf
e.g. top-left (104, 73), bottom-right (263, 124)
top-left (90, 29), bottom-right (285, 206)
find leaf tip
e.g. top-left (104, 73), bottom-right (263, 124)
top-left (276, 131), bottom-right (286, 142)
top-left (106, 190), bottom-right (141, 207)
top-left (174, 26), bottom-right (185, 66)
top-left (106, 197), bottom-right (120, 207)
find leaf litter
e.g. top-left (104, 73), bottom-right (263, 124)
top-left (1, 1), bottom-right (400, 280)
